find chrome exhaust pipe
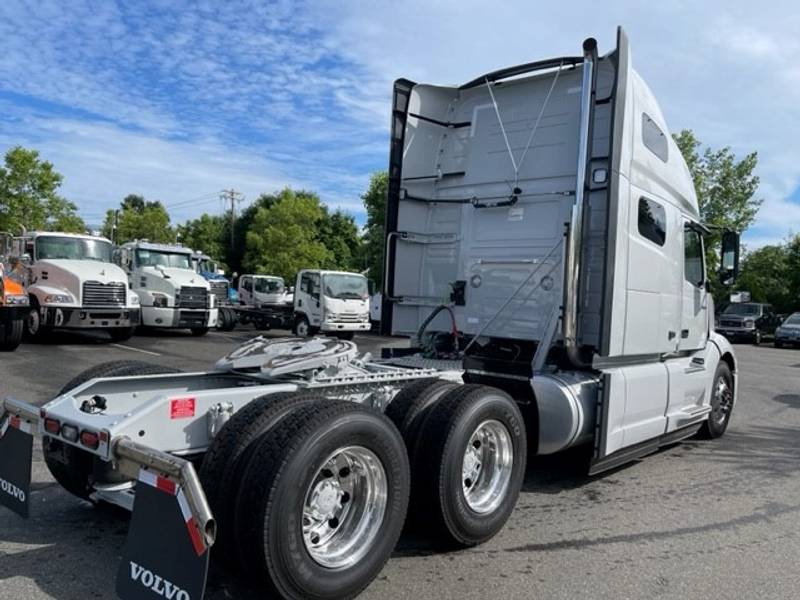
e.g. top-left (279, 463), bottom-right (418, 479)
top-left (563, 37), bottom-right (597, 369)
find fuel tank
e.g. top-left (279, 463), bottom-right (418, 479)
top-left (532, 371), bottom-right (599, 454)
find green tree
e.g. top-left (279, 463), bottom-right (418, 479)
top-left (673, 130), bottom-right (762, 275)
top-left (226, 192), bottom-right (280, 274)
top-left (101, 194), bottom-right (173, 244)
top-left (177, 213), bottom-right (227, 267)
top-left (318, 209), bottom-right (360, 272)
top-left (243, 188), bottom-right (332, 281)
top-left (361, 171), bottom-right (388, 288)
top-left (0, 146), bottom-right (85, 233)
top-left (736, 244), bottom-right (793, 312)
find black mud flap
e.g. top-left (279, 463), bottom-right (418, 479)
top-left (0, 415), bottom-right (34, 518)
top-left (116, 470), bottom-right (210, 600)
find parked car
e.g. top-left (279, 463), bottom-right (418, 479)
top-left (716, 302), bottom-right (781, 345)
top-left (774, 312), bottom-right (800, 348)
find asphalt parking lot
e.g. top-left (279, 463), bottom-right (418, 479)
top-left (1, 330), bottom-right (799, 599)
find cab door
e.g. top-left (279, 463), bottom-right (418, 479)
top-left (678, 223), bottom-right (709, 351)
top-left (297, 272), bottom-right (323, 327)
top-left (240, 276), bottom-right (254, 305)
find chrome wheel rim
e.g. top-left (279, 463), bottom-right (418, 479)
top-left (712, 376), bottom-right (733, 426)
top-left (302, 445), bottom-right (387, 569)
top-left (296, 319), bottom-right (309, 337)
top-left (462, 419), bottom-right (514, 514)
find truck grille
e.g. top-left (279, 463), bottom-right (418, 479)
top-left (209, 281), bottom-right (228, 304)
top-left (719, 319), bottom-right (744, 328)
top-left (82, 281), bottom-right (126, 307)
top-left (335, 313), bottom-right (364, 323)
top-left (176, 286), bottom-right (208, 309)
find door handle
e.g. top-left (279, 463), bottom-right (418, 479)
top-left (298, 299), bottom-right (302, 307)
top-left (681, 329), bottom-right (689, 338)
top-left (668, 331), bottom-right (676, 340)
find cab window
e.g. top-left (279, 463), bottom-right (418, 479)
top-left (242, 277), bottom-right (252, 292)
top-left (300, 272), bottom-right (320, 298)
top-left (684, 226), bottom-right (705, 287)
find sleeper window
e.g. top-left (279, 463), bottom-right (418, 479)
top-left (638, 198), bottom-right (666, 247)
top-left (642, 113), bottom-right (669, 162)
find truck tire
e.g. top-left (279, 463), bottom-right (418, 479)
top-left (0, 317), bottom-right (24, 351)
top-left (199, 391), bottom-right (324, 567)
top-left (414, 384), bottom-right (526, 547)
top-left (108, 327), bottom-right (135, 342)
top-left (385, 378), bottom-right (458, 469)
top-left (753, 330), bottom-right (762, 346)
top-left (190, 327), bottom-right (210, 336)
top-left (336, 331), bottom-right (355, 340)
top-left (44, 361), bottom-right (182, 500)
top-left (293, 315), bottom-right (314, 338)
top-left (219, 307), bottom-right (237, 331)
top-left (235, 400), bottom-right (409, 599)
top-left (25, 297), bottom-right (52, 340)
top-left (698, 362), bottom-right (734, 439)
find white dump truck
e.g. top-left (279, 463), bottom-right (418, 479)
top-left (7, 232), bottom-right (140, 342)
top-left (0, 29), bottom-right (740, 600)
top-left (292, 269), bottom-right (371, 339)
top-left (115, 241), bottom-right (217, 335)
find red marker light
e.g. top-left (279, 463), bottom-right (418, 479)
top-left (44, 418), bottom-right (61, 435)
top-left (80, 430), bottom-right (100, 450)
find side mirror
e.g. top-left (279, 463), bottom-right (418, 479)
top-left (719, 231), bottom-right (740, 285)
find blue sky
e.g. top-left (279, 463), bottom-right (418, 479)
top-left (0, 0), bottom-right (798, 246)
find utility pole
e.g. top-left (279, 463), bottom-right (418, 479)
top-left (220, 189), bottom-right (244, 251)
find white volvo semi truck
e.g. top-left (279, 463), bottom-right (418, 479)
top-left (9, 232), bottom-right (140, 342)
top-left (115, 241), bottom-right (218, 336)
top-left (0, 29), bottom-right (740, 600)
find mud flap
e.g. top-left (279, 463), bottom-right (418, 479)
top-left (0, 415), bottom-right (33, 518)
top-left (116, 469), bottom-right (209, 600)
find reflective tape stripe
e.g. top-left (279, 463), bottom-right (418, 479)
top-left (138, 468), bottom-right (207, 556)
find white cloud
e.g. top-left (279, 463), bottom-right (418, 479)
top-left (0, 0), bottom-right (798, 246)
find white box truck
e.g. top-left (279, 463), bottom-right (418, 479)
top-left (0, 28), bottom-right (740, 600)
top-left (115, 241), bottom-right (217, 335)
top-left (292, 269), bottom-right (371, 339)
top-left (9, 232), bottom-right (140, 342)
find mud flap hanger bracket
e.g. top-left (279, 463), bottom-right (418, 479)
top-left (0, 397), bottom-right (216, 550)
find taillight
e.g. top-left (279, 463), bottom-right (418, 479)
top-left (80, 430), bottom-right (100, 449)
top-left (61, 423), bottom-right (79, 442)
top-left (44, 418), bottom-right (61, 435)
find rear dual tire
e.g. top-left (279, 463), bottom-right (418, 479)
top-left (216, 307), bottom-right (237, 331)
top-left (387, 381), bottom-right (526, 547)
top-left (229, 400), bottom-right (409, 600)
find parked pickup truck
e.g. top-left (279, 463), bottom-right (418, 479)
top-left (716, 302), bottom-right (780, 345)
